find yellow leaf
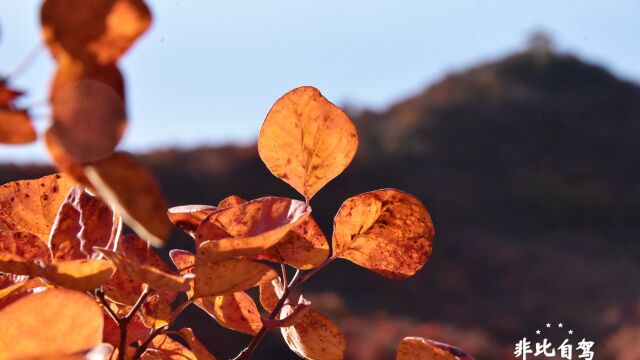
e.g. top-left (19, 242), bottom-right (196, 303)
top-left (280, 308), bottom-right (345, 360)
top-left (0, 288), bottom-right (103, 359)
top-left (192, 259), bottom-right (277, 298)
top-left (258, 86), bottom-right (358, 200)
top-left (196, 196), bottom-right (311, 263)
top-left (40, 259), bottom-right (115, 291)
top-left (396, 337), bottom-right (475, 360)
top-left (332, 189), bottom-right (434, 279)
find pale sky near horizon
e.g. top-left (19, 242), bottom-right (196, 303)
top-left (0, 0), bottom-right (638, 163)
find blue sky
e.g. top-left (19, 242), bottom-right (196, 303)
top-left (1, 0), bottom-right (638, 163)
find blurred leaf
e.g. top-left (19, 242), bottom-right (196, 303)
top-left (258, 86), bottom-right (358, 200)
top-left (144, 334), bottom-right (196, 360)
top-left (176, 328), bottom-right (217, 360)
top-left (396, 337), bottom-right (475, 360)
top-left (263, 296), bottom-right (311, 328)
top-left (48, 60), bottom-right (126, 163)
top-left (0, 110), bottom-right (36, 145)
top-left (41, 0), bottom-right (151, 64)
top-left (84, 152), bottom-right (170, 247)
top-left (332, 189), bottom-right (434, 279)
top-left (167, 205), bottom-right (216, 237)
top-left (168, 249), bottom-right (195, 298)
top-left (280, 308), bottom-right (345, 360)
top-left (98, 248), bottom-right (190, 293)
top-left (103, 307), bottom-right (151, 347)
top-left (196, 291), bottom-right (263, 336)
top-left (140, 293), bottom-right (173, 328)
top-left (0, 173), bottom-right (75, 242)
top-left (196, 196), bottom-right (311, 262)
top-left (0, 288), bottom-right (103, 358)
top-left (192, 259), bottom-right (277, 298)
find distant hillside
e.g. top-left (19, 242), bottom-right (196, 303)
top-left (2, 47), bottom-right (639, 359)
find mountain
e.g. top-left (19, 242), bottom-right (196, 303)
top-left (2, 45), bottom-right (639, 359)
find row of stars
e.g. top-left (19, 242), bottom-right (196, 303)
top-left (536, 323), bottom-right (573, 335)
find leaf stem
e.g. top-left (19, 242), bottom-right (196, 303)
top-left (132, 324), bottom-right (169, 359)
top-left (232, 257), bottom-right (335, 360)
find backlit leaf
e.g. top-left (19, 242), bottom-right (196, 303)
top-left (192, 259), bottom-right (277, 298)
top-left (396, 337), bottom-right (475, 360)
top-left (140, 293), bottom-right (173, 328)
top-left (98, 248), bottom-right (190, 292)
top-left (144, 334), bottom-right (196, 360)
top-left (169, 249), bottom-right (195, 298)
top-left (0, 288), bottom-right (103, 358)
top-left (332, 189), bottom-right (434, 279)
top-left (167, 205), bottom-right (216, 237)
top-left (103, 308), bottom-right (151, 348)
top-left (85, 152), bottom-right (171, 247)
top-left (263, 296), bottom-right (311, 328)
top-left (0, 173), bottom-right (75, 242)
top-left (217, 195), bottom-right (246, 209)
top-left (195, 291), bottom-right (263, 336)
top-left (258, 86), bottom-right (358, 200)
top-left (196, 196), bottom-right (311, 262)
top-left (0, 81), bottom-right (23, 106)
top-left (0, 110), bottom-right (36, 145)
top-left (0, 231), bottom-right (52, 263)
top-left (40, 259), bottom-right (115, 291)
top-left (48, 60), bottom-right (126, 162)
top-left (44, 129), bottom-right (92, 184)
top-left (176, 328), bottom-right (217, 360)
top-left (280, 308), bottom-right (345, 360)
top-left (41, 0), bottom-right (151, 64)
top-left (259, 276), bottom-right (284, 312)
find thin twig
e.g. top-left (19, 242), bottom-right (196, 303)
top-left (95, 288), bottom-right (120, 324)
top-left (7, 43), bottom-right (43, 81)
top-left (132, 324), bottom-right (169, 359)
top-left (281, 263), bottom-right (288, 288)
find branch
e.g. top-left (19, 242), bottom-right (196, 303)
top-left (132, 324), bottom-right (169, 359)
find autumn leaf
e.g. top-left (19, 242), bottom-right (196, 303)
top-left (0, 173), bottom-right (75, 242)
top-left (102, 308), bottom-right (151, 347)
top-left (0, 110), bottom-right (36, 145)
top-left (196, 196), bottom-right (311, 262)
top-left (169, 249), bottom-right (196, 298)
top-left (139, 293), bottom-right (174, 328)
top-left (0, 288), bottom-right (103, 359)
top-left (259, 276), bottom-right (284, 312)
top-left (39, 259), bottom-right (115, 291)
top-left (258, 86), bottom-right (358, 200)
top-left (332, 189), bottom-right (434, 279)
top-left (192, 259), bottom-right (277, 298)
top-left (144, 334), bottom-right (197, 360)
top-left (176, 328), bottom-right (217, 360)
top-left (98, 248), bottom-right (190, 293)
top-left (0, 277), bottom-right (47, 310)
top-left (84, 152), bottom-right (171, 247)
top-left (0, 80), bottom-right (23, 106)
top-left (0, 231), bottom-right (52, 263)
top-left (262, 296), bottom-right (311, 328)
top-left (48, 60), bottom-right (127, 163)
top-left (280, 308), bottom-right (345, 360)
top-left (44, 129), bottom-right (92, 184)
top-left (196, 291), bottom-right (263, 336)
top-left (167, 204), bottom-right (216, 237)
top-left (217, 195), bottom-right (246, 209)
top-left (40, 0), bottom-right (152, 64)
top-left (396, 337), bottom-right (475, 360)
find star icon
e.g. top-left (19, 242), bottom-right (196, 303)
top-left (536, 330), bottom-right (541, 335)
top-left (546, 323), bottom-right (551, 328)
top-left (568, 330), bottom-right (573, 334)
top-left (558, 323), bottom-right (564, 328)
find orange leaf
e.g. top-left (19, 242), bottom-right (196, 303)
top-left (44, 129), bottom-right (92, 184)
top-left (167, 205), bottom-right (216, 237)
top-left (48, 60), bottom-right (126, 162)
top-left (195, 292), bottom-right (263, 336)
top-left (396, 337), bottom-right (475, 360)
top-left (280, 308), bottom-right (345, 360)
top-left (0, 277), bottom-right (47, 310)
top-left (0, 173), bottom-right (75, 242)
top-left (217, 195), bottom-right (246, 209)
top-left (0, 288), bottom-right (103, 358)
top-left (0, 80), bottom-right (23, 106)
top-left (259, 276), bottom-right (284, 312)
top-left (103, 308), bottom-right (151, 348)
top-left (98, 248), bottom-right (190, 293)
top-left (41, 0), bottom-right (152, 64)
top-left (196, 196), bottom-right (311, 262)
top-left (258, 86), bottom-right (358, 200)
top-left (39, 259), bottom-right (115, 291)
top-left (84, 152), bottom-right (171, 247)
top-left (139, 293), bottom-right (174, 328)
top-left (0, 110), bottom-right (36, 145)
top-left (144, 334), bottom-right (196, 360)
top-left (169, 249), bottom-right (195, 298)
top-left (192, 259), bottom-right (277, 298)
top-left (0, 231), bottom-right (52, 263)
top-left (332, 189), bottom-right (434, 279)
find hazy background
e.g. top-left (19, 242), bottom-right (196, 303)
top-left (1, 1), bottom-right (640, 359)
top-left (0, 0), bottom-right (638, 162)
